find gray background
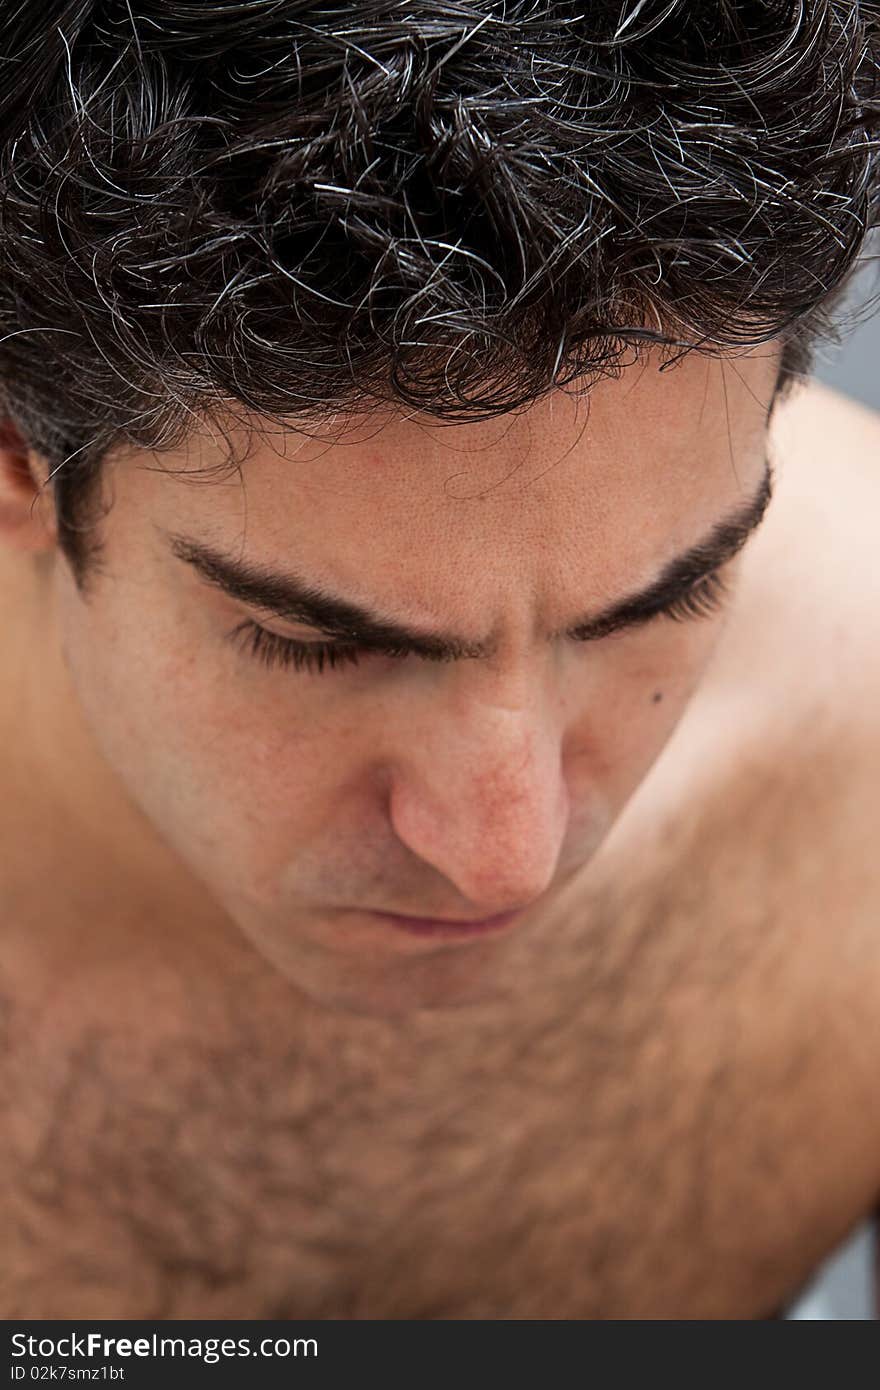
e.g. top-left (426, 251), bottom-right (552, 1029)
top-left (814, 235), bottom-right (880, 410)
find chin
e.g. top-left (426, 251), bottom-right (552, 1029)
top-left (241, 916), bottom-right (515, 1021)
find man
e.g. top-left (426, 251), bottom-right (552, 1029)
top-left (0, 2), bottom-right (878, 1319)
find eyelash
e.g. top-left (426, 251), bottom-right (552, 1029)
top-left (227, 567), bottom-right (732, 677)
top-left (658, 565), bottom-right (731, 625)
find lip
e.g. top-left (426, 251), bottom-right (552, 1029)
top-left (367, 908), bottom-right (524, 940)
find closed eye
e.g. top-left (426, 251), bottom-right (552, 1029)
top-left (225, 564), bottom-right (733, 676)
top-left (597, 564), bottom-right (732, 633)
top-left (226, 619), bottom-right (446, 675)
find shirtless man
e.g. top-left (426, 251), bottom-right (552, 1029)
top-left (1, 2), bottom-right (878, 1320)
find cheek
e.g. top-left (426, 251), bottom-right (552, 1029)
top-left (561, 626), bottom-right (717, 801)
top-left (59, 594), bottom-right (345, 893)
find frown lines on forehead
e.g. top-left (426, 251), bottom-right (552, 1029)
top-left (160, 454), bottom-right (773, 658)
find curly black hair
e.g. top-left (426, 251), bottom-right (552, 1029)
top-left (1, 1), bottom-right (878, 589)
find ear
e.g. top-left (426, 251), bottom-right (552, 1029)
top-left (0, 417), bottom-right (58, 553)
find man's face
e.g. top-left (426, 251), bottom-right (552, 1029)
top-left (50, 347), bottom-right (779, 1015)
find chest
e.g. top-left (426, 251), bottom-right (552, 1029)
top-left (3, 747), bottom-right (879, 1320)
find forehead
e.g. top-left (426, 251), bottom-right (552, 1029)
top-left (119, 346), bottom-right (780, 613)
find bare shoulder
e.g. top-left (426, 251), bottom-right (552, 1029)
top-left (708, 377), bottom-right (880, 893)
top-left (649, 377), bottom-right (880, 1218)
top-left (772, 375), bottom-right (880, 492)
top-left (710, 377), bottom-right (880, 751)
top-left (676, 374), bottom-right (880, 1059)
top-left (768, 376), bottom-right (880, 601)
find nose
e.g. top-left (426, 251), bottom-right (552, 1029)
top-left (386, 696), bottom-right (570, 917)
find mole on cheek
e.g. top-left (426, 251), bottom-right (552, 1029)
top-left (652, 691), bottom-right (663, 704)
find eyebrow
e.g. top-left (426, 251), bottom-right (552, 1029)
top-left (160, 456), bottom-right (774, 659)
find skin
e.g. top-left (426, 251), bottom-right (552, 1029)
top-left (1, 346), bottom-right (778, 1019)
top-left (3, 346), bottom-right (880, 1318)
